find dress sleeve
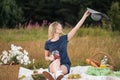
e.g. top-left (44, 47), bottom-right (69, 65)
top-left (61, 34), bottom-right (68, 42)
top-left (65, 34), bottom-right (68, 42)
top-left (44, 41), bottom-right (49, 50)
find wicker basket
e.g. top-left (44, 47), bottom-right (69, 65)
top-left (0, 65), bottom-right (20, 80)
top-left (86, 52), bottom-right (115, 70)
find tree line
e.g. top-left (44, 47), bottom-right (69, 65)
top-left (0, 0), bottom-right (120, 31)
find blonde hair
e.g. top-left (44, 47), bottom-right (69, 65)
top-left (48, 21), bottom-right (62, 39)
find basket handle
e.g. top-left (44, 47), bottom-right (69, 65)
top-left (90, 52), bottom-right (115, 67)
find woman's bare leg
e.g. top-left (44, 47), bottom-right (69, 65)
top-left (49, 59), bottom-right (68, 80)
top-left (60, 65), bottom-right (68, 75)
top-left (49, 59), bottom-right (68, 74)
top-left (49, 59), bottom-right (61, 74)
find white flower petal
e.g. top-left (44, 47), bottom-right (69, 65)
top-left (23, 50), bottom-right (28, 55)
top-left (0, 44), bottom-right (31, 65)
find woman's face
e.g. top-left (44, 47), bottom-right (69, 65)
top-left (56, 25), bottom-right (63, 34)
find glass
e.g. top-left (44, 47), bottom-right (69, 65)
top-left (52, 50), bottom-right (60, 59)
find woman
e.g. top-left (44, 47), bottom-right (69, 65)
top-left (43, 10), bottom-right (90, 80)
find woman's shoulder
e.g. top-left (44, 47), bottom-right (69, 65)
top-left (60, 34), bottom-right (68, 40)
top-left (61, 34), bottom-right (67, 38)
top-left (45, 39), bottom-right (51, 44)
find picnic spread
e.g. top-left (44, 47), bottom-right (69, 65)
top-left (18, 52), bottom-right (120, 80)
top-left (18, 66), bottom-right (120, 80)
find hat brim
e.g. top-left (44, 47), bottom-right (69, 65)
top-left (87, 8), bottom-right (100, 14)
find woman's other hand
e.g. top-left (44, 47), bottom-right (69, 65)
top-left (49, 55), bottom-right (55, 61)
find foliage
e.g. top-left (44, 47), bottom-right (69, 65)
top-left (0, 0), bottom-right (119, 30)
top-left (108, 2), bottom-right (120, 31)
top-left (0, 0), bottom-right (24, 28)
top-left (75, 27), bottom-right (112, 37)
top-left (0, 28), bottom-right (120, 70)
top-left (24, 58), bottom-right (48, 69)
top-left (32, 74), bottom-right (45, 80)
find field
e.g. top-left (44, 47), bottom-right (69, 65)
top-left (0, 27), bottom-right (120, 70)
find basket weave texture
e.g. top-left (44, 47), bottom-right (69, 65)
top-left (0, 65), bottom-right (20, 80)
top-left (86, 52), bottom-right (115, 69)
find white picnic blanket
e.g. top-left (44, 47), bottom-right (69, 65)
top-left (18, 66), bottom-right (120, 80)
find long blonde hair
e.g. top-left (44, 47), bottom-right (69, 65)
top-left (48, 21), bottom-right (62, 39)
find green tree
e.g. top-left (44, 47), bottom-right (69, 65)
top-left (108, 2), bottom-right (120, 31)
top-left (16, 0), bottom-right (92, 26)
top-left (1, 0), bottom-right (119, 28)
top-left (0, 0), bottom-right (24, 28)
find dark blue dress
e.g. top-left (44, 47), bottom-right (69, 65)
top-left (44, 35), bottom-right (71, 73)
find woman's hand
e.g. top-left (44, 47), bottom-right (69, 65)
top-left (45, 50), bottom-right (55, 61)
top-left (68, 10), bottom-right (90, 41)
top-left (49, 55), bottom-right (55, 61)
top-left (83, 10), bottom-right (90, 18)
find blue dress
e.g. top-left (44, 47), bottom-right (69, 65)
top-left (44, 35), bottom-right (71, 73)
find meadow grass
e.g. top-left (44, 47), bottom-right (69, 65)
top-left (0, 27), bottom-right (120, 70)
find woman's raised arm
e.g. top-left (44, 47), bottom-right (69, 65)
top-left (68, 10), bottom-right (90, 41)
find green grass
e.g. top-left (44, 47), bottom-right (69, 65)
top-left (0, 27), bottom-right (120, 71)
top-left (0, 28), bottom-right (48, 42)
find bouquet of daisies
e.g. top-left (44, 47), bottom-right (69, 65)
top-left (0, 44), bottom-right (31, 65)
